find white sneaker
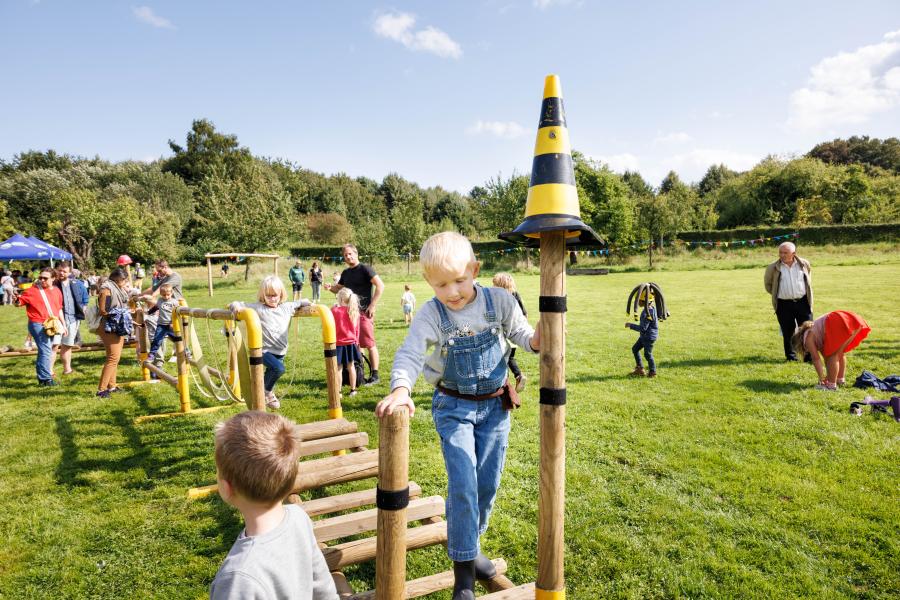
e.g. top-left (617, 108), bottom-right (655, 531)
top-left (168, 355), bottom-right (178, 363)
top-left (265, 391), bottom-right (280, 409)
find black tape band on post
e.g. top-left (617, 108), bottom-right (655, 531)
top-left (248, 356), bottom-right (264, 366)
top-left (376, 486), bottom-right (410, 511)
top-left (539, 295), bottom-right (568, 313)
top-left (323, 348), bottom-right (337, 358)
top-left (170, 335), bottom-right (183, 342)
top-left (539, 387), bottom-right (567, 406)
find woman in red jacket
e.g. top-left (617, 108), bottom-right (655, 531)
top-left (17, 268), bottom-right (67, 386)
top-left (792, 310), bottom-right (871, 390)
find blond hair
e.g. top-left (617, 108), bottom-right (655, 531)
top-left (419, 232), bottom-right (476, 276)
top-left (158, 283), bottom-right (173, 293)
top-left (257, 275), bottom-right (287, 304)
top-left (214, 411), bottom-right (302, 503)
top-left (336, 287), bottom-right (360, 323)
top-left (492, 272), bottom-right (516, 293)
top-left (791, 320), bottom-right (814, 358)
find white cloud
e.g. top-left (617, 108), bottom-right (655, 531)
top-left (466, 120), bottom-right (527, 139)
top-left (591, 152), bottom-right (641, 173)
top-left (373, 12), bottom-right (462, 59)
top-left (653, 131), bottom-right (693, 145)
top-left (664, 148), bottom-right (758, 176)
top-left (534, 0), bottom-right (579, 9)
top-left (787, 29), bottom-right (900, 131)
top-left (133, 6), bottom-right (175, 29)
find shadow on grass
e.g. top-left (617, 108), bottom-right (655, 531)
top-left (738, 379), bottom-right (808, 394)
top-left (569, 355), bottom-right (785, 384)
top-left (53, 410), bottom-right (216, 489)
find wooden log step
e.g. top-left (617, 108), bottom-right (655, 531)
top-left (296, 418), bottom-right (358, 441)
top-left (478, 582), bottom-right (536, 599)
top-left (289, 482), bottom-right (423, 518)
top-left (313, 496), bottom-right (445, 543)
top-left (348, 559), bottom-right (508, 600)
top-left (298, 432), bottom-right (368, 458)
top-left (293, 449), bottom-right (379, 493)
top-left (322, 521), bottom-right (447, 570)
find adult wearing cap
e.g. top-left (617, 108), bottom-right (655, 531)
top-left (17, 267), bottom-right (66, 386)
top-left (764, 241), bottom-right (813, 361)
top-left (325, 244), bottom-right (384, 385)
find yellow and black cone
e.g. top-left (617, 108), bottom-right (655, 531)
top-left (499, 74), bottom-right (604, 248)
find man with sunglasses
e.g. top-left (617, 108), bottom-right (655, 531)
top-left (16, 268), bottom-right (67, 386)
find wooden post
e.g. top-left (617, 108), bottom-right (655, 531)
top-left (537, 230), bottom-right (566, 595)
top-left (207, 257), bottom-right (213, 297)
top-left (248, 344), bottom-right (266, 411)
top-left (376, 407), bottom-right (409, 600)
top-left (407, 252), bottom-right (411, 276)
top-left (324, 341), bottom-right (343, 421)
top-left (274, 257), bottom-right (279, 277)
top-left (648, 244), bottom-right (653, 270)
top-left (135, 306), bottom-right (151, 382)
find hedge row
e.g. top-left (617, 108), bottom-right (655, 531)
top-left (677, 223), bottom-right (900, 245)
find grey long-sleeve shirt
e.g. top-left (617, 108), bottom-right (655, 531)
top-left (232, 300), bottom-right (309, 355)
top-left (209, 504), bottom-right (338, 600)
top-left (390, 286), bottom-right (536, 393)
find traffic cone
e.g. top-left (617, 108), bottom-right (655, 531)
top-left (499, 74), bottom-right (604, 248)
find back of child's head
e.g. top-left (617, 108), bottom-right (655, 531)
top-left (215, 411), bottom-right (302, 503)
top-left (257, 275), bottom-right (287, 304)
top-left (336, 287), bottom-right (360, 321)
top-left (492, 272), bottom-right (516, 293)
top-left (420, 232), bottom-right (476, 277)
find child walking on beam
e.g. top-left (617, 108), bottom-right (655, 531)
top-left (376, 232), bottom-right (540, 600)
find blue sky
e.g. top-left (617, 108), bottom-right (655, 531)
top-left (2, 1), bottom-right (899, 192)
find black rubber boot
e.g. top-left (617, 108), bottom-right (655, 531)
top-left (473, 552), bottom-right (497, 580)
top-left (452, 560), bottom-right (476, 600)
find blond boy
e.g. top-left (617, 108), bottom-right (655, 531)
top-left (376, 232), bottom-right (539, 600)
top-left (211, 412), bottom-right (338, 600)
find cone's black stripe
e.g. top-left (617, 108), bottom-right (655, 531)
top-left (376, 486), bottom-right (410, 511)
top-left (539, 387), bottom-right (567, 406)
top-left (323, 348), bottom-right (337, 358)
top-left (249, 356), bottom-right (264, 365)
top-left (170, 336), bottom-right (183, 342)
top-left (539, 295), bottom-right (567, 313)
top-left (538, 97), bottom-right (566, 128)
top-left (529, 153), bottom-right (576, 187)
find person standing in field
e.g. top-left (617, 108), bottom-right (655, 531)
top-left (325, 244), bottom-right (384, 386)
top-left (52, 261), bottom-right (89, 376)
top-left (400, 284), bottom-right (416, 326)
top-left (309, 262), bottom-right (323, 302)
top-left (764, 241), bottom-right (813, 361)
top-left (16, 267), bottom-right (66, 386)
top-left (288, 260), bottom-right (306, 301)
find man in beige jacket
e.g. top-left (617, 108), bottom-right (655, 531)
top-left (764, 241), bottom-right (813, 361)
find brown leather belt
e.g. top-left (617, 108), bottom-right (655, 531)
top-left (437, 383), bottom-right (506, 401)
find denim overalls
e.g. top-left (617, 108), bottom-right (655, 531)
top-left (431, 286), bottom-right (511, 561)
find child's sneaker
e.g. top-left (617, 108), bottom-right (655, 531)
top-left (265, 391), bottom-right (280, 409)
top-left (146, 353), bottom-right (156, 363)
top-left (363, 373), bottom-right (380, 386)
top-left (349, 389), bottom-right (358, 397)
top-left (629, 366), bottom-right (646, 377)
top-left (168, 355), bottom-right (178, 363)
top-left (515, 374), bottom-right (526, 393)
top-left (647, 371), bottom-right (657, 378)
top-left (815, 382), bottom-right (837, 391)
top-left (96, 390), bottom-right (111, 398)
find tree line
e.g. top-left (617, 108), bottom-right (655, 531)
top-left (1, 120), bottom-right (897, 270)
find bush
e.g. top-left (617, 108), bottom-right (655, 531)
top-left (305, 212), bottom-right (352, 245)
top-left (677, 223), bottom-right (900, 245)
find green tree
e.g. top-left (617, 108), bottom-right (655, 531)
top-left (164, 119), bottom-right (252, 186)
top-left (389, 193), bottom-right (426, 255)
top-left (305, 212), bottom-right (353, 245)
top-left (697, 164), bottom-right (738, 197)
top-left (191, 161), bottom-right (295, 269)
top-left (0, 199), bottom-right (13, 238)
top-left (479, 173), bottom-right (529, 235)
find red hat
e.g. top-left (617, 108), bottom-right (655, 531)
top-left (117, 254), bottom-right (133, 266)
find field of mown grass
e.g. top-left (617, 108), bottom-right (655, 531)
top-left (0, 244), bottom-right (898, 599)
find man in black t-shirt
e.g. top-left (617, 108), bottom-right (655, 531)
top-left (325, 244), bottom-right (385, 385)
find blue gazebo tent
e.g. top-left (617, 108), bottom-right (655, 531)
top-left (0, 233), bottom-right (72, 262)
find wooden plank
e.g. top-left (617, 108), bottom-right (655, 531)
top-left (322, 521), bottom-right (447, 571)
top-left (349, 559), bottom-right (508, 600)
top-left (478, 582), bottom-right (536, 599)
top-left (293, 449), bottom-right (379, 493)
top-left (291, 483), bottom-right (422, 518)
top-left (298, 433), bottom-right (368, 458)
top-left (313, 496), bottom-right (444, 543)
top-left (296, 419), bottom-right (359, 442)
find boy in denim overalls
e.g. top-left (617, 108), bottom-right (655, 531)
top-left (376, 232), bottom-right (540, 600)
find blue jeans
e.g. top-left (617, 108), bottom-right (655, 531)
top-left (149, 323), bottom-right (174, 356)
top-left (262, 352), bottom-right (286, 392)
top-left (632, 337), bottom-right (656, 372)
top-left (432, 390), bottom-right (511, 561)
top-left (28, 320), bottom-right (54, 383)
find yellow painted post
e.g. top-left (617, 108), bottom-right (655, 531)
top-left (224, 318), bottom-right (241, 399)
top-left (236, 307), bottom-right (266, 411)
top-left (173, 302), bottom-right (191, 414)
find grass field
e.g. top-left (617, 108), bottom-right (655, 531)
top-left (0, 245), bottom-right (898, 599)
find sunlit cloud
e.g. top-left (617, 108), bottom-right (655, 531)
top-left (133, 6), bottom-right (175, 30)
top-left (373, 12), bottom-right (462, 59)
top-left (466, 120), bottom-right (527, 139)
